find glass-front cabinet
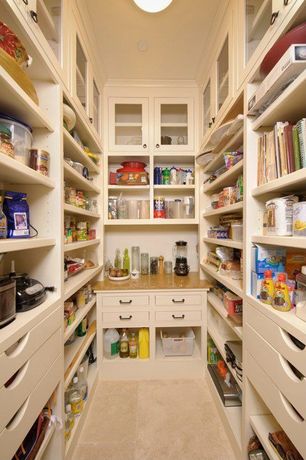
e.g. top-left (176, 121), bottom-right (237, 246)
top-left (202, 79), bottom-right (212, 139)
top-left (92, 80), bottom-right (101, 135)
top-left (76, 35), bottom-right (88, 113)
top-left (154, 98), bottom-right (194, 151)
top-left (109, 98), bottom-right (149, 152)
top-left (217, 36), bottom-right (229, 111)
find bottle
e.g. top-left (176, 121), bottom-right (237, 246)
top-left (77, 366), bottom-right (88, 400)
top-left (259, 269), bottom-right (274, 305)
top-left (273, 273), bottom-right (291, 312)
top-left (119, 328), bottom-right (129, 358)
top-left (162, 167), bottom-right (170, 185)
top-left (104, 328), bottom-right (120, 359)
top-left (123, 248), bottom-right (130, 273)
top-left (0, 196), bottom-right (7, 239)
top-left (69, 377), bottom-right (84, 415)
top-left (114, 248), bottom-right (122, 269)
top-left (76, 317), bottom-right (87, 337)
top-left (138, 328), bottom-right (149, 359)
top-left (158, 255), bottom-right (164, 274)
top-left (129, 332), bottom-right (137, 359)
top-left (64, 404), bottom-right (74, 441)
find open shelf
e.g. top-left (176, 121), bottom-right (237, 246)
top-left (63, 129), bottom-right (100, 174)
top-left (201, 127), bottom-right (243, 172)
top-left (201, 263), bottom-right (243, 297)
top-left (203, 160), bottom-right (243, 193)
top-left (64, 297), bottom-right (96, 343)
top-left (155, 336), bottom-right (201, 361)
top-left (252, 168), bottom-right (306, 197)
top-left (64, 265), bottom-right (103, 301)
top-left (0, 153), bottom-right (55, 188)
top-left (203, 237), bottom-right (243, 250)
top-left (208, 292), bottom-right (243, 339)
top-left (154, 185), bottom-right (195, 190)
top-left (105, 218), bottom-right (198, 226)
top-left (203, 201), bottom-right (243, 217)
top-left (252, 235), bottom-right (306, 248)
top-left (0, 67), bottom-right (54, 131)
top-left (108, 185), bottom-right (150, 190)
top-left (64, 162), bottom-right (100, 193)
top-left (63, 203), bottom-right (100, 219)
top-left (64, 239), bottom-right (100, 253)
top-left (250, 415), bottom-right (281, 460)
top-left (0, 237), bottom-right (56, 253)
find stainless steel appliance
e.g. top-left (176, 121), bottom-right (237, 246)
top-left (0, 277), bottom-right (16, 327)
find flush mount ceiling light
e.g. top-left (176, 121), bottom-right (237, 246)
top-left (133, 0), bottom-right (173, 13)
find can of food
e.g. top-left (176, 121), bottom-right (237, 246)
top-left (29, 149), bottom-right (49, 176)
top-left (293, 201), bottom-right (306, 236)
top-left (154, 197), bottom-right (165, 218)
top-left (108, 196), bottom-right (118, 219)
top-left (266, 195), bottom-right (298, 236)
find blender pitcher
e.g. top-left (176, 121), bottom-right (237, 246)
top-left (173, 241), bottom-right (190, 276)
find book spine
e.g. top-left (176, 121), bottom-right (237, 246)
top-left (292, 125), bottom-right (301, 170)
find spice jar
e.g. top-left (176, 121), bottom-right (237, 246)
top-left (0, 124), bottom-right (15, 158)
top-left (77, 222), bottom-right (87, 241)
top-left (150, 257), bottom-right (158, 274)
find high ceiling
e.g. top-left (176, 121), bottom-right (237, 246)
top-left (83, 0), bottom-right (223, 82)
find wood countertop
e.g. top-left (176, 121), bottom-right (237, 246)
top-left (94, 272), bottom-right (212, 292)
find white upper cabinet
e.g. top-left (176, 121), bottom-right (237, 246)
top-left (154, 98), bottom-right (194, 152)
top-left (108, 97), bottom-right (149, 152)
top-left (202, 78), bottom-right (212, 139)
top-left (75, 33), bottom-right (89, 114)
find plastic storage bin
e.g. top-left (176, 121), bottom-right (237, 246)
top-left (231, 222), bottom-right (243, 241)
top-left (0, 115), bottom-right (32, 165)
top-left (160, 328), bottom-right (195, 356)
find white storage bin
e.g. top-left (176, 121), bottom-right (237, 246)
top-left (160, 328), bottom-right (195, 356)
top-left (231, 223), bottom-right (243, 241)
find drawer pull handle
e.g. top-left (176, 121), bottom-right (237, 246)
top-left (119, 315), bottom-right (132, 320)
top-left (172, 299), bottom-right (185, 303)
top-left (279, 393), bottom-right (304, 423)
top-left (6, 397), bottom-right (29, 431)
top-left (284, 0), bottom-right (289, 5)
top-left (30, 10), bottom-right (38, 23)
top-left (270, 11), bottom-right (279, 25)
top-left (119, 300), bottom-right (132, 304)
top-left (5, 332), bottom-right (30, 358)
top-left (4, 361), bottom-right (29, 389)
top-left (279, 356), bottom-right (304, 382)
top-left (172, 314), bottom-right (185, 319)
top-left (281, 330), bottom-right (305, 351)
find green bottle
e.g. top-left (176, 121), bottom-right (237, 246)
top-left (123, 248), bottom-right (130, 273)
top-left (114, 248), bottom-right (122, 269)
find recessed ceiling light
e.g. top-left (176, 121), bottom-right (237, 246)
top-left (137, 40), bottom-right (148, 52)
top-left (133, 0), bottom-right (173, 13)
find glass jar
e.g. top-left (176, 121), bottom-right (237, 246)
top-left (0, 125), bottom-right (15, 158)
top-left (150, 257), bottom-right (158, 274)
top-left (141, 253), bottom-right (149, 275)
top-left (131, 246), bottom-right (140, 273)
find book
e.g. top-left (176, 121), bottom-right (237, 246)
top-left (283, 123), bottom-right (294, 174)
top-left (292, 125), bottom-right (301, 170)
top-left (276, 121), bottom-right (289, 176)
top-left (273, 124), bottom-right (281, 178)
top-left (296, 118), bottom-right (306, 168)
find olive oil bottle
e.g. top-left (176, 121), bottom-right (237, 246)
top-left (119, 328), bottom-right (129, 358)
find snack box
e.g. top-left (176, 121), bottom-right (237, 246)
top-left (286, 251), bottom-right (306, 280)
top-left (251, 245), bottom-right (286, 275)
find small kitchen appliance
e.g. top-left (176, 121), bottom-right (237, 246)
top-left (173, 241), bottom-right (190, 276)
top-left (0, 276), bottom-right (16, 327)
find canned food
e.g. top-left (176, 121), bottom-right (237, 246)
top-left (154, 197), bottom-right (165, 218)
top-left (293, 201), bottom-right (306, 236)
top-left (29, 149), bottom-right (49, 176)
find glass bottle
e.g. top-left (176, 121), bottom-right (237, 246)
top-left (123, 248), bottom-right (130, 273)
top-left (69, 377), bottom-right (84, 415)
top-left (162, 167), bottom-right (170, 185)
top-left (129, 332), bottom-right (137, 359)
top-left (141, 253), bottom-right (149, 275)
top-left (77, 366), bottom-right (88, 400)
top-left (119, 328), bottom-right (129, 358)
top-left (64, 404), bottom-right (74, 442)
top-left (114, 248), bottom-right (122, 269)
top-left (131, 246), bottom-right (140, 277)
top-left (0, 196), bottom-right (7, 239)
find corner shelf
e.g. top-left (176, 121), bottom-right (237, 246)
top-left (203, 201), bottom-right (243, 217)
top-left (64, 162), bottom-right (100, 193)
top-left (64, 239), bottom-right (101, 253)
top-left (203, 160), bottom-right (243, 193)
top-left (64, 265), bottom-right (103, 301)
top-left (63, 129), bottom-right (100, 174)
top-left (203, 237), bottom-right (243, 250)
top-left (63, 203), bottom-right (100, 219)
top-left (0, 153), bottom-right (55, 188)
top-left (201, 263), bottom-right (243, 297)
top-left (208, 292), bottom-right (243, 339)
top-left (64, 297), bottom-right (96, 344)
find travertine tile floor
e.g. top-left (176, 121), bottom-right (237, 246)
top-left (72, 379), bottom-right (236, 460)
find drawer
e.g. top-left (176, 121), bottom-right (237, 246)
top-left (247, 352), bottom-right (306, 459)
top-left (247, 324), bottom-right (306, 420)
top-left (0, 353), bottom-right (62, 460)
top-left (0, 307), bottom-right (61, 388)
top-left (102, 311), bottom-right (149, 323)
top-left (247, 305), bottom-right (306, 376)
top-left (102, 295), bottom-right (149, 307)
top-left (155, 294), bottom-right (202, 306)
top-left (155, 310), bottom-right (202, 322)
top-left (0, 328), bottom-right (61, 433)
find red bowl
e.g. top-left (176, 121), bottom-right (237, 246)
top-left (120, 161), bottom-right (146, 171)
top-left (260, 22), bottom-right (306, 76)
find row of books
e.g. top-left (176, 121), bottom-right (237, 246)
top-left (257, 118), bottom-right (306, 186)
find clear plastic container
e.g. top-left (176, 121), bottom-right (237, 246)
top-left (0, 116), bottom-right (32, 166)
top-left (231, 222), bottom-right (243, 241)
top-left (160, 328), bottom-right (195, 356)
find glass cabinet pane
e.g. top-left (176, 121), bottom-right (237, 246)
top-left (217, 36), bottom-right (229, 111)
top-left (203, 80), bottom-right (211, 137)
top-left (76, 36), bottom-right (87, 111)
top-left (160, 104), bottom-right (188, 146)
top-left (93, 80), bottom-right (100, 133)
top-left (245, 0), bottom-right (273, 62)
top-left (115, 104), bottom-right (143, 146)
top-left (36, 0), bottom-right (62, 64)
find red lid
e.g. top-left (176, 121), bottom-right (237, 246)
top-left (277, 273), bottom-right (287, 282)
top-left (264, 269), bottom-right (273, 279)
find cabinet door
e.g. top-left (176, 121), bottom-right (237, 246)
top-left (109, 98), bottom-right (149, 152)
top-left (202, 78), bottom-right (212, 139)
top-left (216, 35), bottom-right (230, 113)
top-left (91, 77), bottom-right (101, 136)
top-left (154, 98), bottom-right (194, 152)
top-left (75, 32), bottom-right (89, 115)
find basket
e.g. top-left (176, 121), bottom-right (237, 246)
top-left (160, 328), bottom-right (195, 356)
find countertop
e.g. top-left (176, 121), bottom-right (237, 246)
top-left (94, 272), bottom-right (212, 292)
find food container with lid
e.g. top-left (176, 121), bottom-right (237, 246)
top-left (0, 124), bottom-right (15, 158)
top-left (29, 149), bottom-right (49, 176)
top-left (231, 222), bottom-right (243, 241)
top-left (293, 202), bottom-right (306, 236)
top-left (0, 115), bottom-right (32, 166)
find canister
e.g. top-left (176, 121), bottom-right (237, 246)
top-left (173, 199), bottom-right (182, 219)
top-left (154, 197), bottom-right (165, 218)
top-left (293, 201), bottom-right (306, 236)
top-left (266, 195), bottom-right (298, 236)
top-left (108, 196), bottom-right (118, 219)
top-left (29, 149), bottom-right (50, 176)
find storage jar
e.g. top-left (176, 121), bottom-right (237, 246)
top-left (0, 116), bottom-right (32, 165)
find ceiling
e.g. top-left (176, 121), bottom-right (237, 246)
top-left (83, 0), bottom-right (223, 82)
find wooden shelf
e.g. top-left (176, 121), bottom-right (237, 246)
top-left (108, 185), bottom-right (150, 190)
top-left (105, 218), bottom-right (198, 226)
top-left (64, 162), bottom-right (100, 193)
top-left (64, 297), bottom-right (96, 344)
top-left (64, 321), bottom-right (96, 384)
top-left (200, 127), bottom-right (243, 171)
top-left (154, 185), bottom-right (195, 190)
top-left (252, 235), bottom-right (306, 248)
top-left (203, 201), bottom-right (243, 217)
top-left (64, 265), bottom-right (103, 301)
top-left (64, 239), bottom-right (100, 253)
top-left (252, 168), bottom-right (306, 197)
top-left (63, 130), bottom-right (100, 174)
top-left (252, 69), bottom-right (306, 130)
top-left (63, 203), bottom-right (100, 219)
top-left (0, 67), bottom-right (54, 131)
top-left (0, 237), bottom-right (55, 253)
top-left (203, 161), bottom-right (243, 193)
top-left (203, 237), bottom-right (243, 250)
top-left (201, 263), bottom-right (243, 297)
top-left (160, 123), bottom-right (188, 127)
top-left (250, 415), bottom-right (281, 460)
top-left (37, 0), bottom-right (58, 41)
top-left (208, 292), bottom-right (243, 340)
top-left (115, 122), bottom-right (142, 127)
top-left (0, 153), bottom-right (55, 188)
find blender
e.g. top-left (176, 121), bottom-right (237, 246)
top-left (173, 241), bottom-right (190, 276)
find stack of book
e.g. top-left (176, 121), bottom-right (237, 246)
top-left (257, 118), bottom-right (306, 186)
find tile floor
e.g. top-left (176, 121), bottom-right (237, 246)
top-left (72, 379), bottom-right (236, 460)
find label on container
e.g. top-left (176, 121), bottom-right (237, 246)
top-left (154, 197), bottom-right (165, 218)
top-left (111, 340), bottom-right (119, 356)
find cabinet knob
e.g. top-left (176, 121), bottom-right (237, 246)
top-left (212, 117), bottom-right (215, 123)
top-left (156, 143), bottom-right (160, 148)
top-left (172, 314), bottom-right (185, 319)
top-left (270, 11), bottom-right (279, 25)
top-left (30, 10), bottom-right (38, 23)
top-left (119, 315), bottom-right (132, 320)
top-left (89, 117), bottom-right (93, 124)
top-left (143, 144), bottom-right (147, 149)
